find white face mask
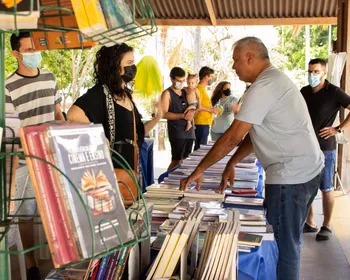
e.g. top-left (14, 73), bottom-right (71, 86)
top-left (175, 81), bottom-right (185, 90)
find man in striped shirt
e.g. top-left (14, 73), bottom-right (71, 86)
top-left (5, 32), bottom-right (64, 280)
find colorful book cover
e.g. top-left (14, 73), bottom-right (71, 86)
top-left (46, 124), bottom-right (133, 258)
top-left (96, 256), bottom-right (109, 280)
top-left (22, 126), bottom-right (80, 267)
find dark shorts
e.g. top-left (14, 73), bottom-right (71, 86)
top-left (169, 139), bottom-right (194, 161)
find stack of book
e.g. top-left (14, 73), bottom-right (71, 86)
top-left (163, 143), bottom-right (259, 191)
top-left (20, 124), bottom-right (133, 267)
top-left (194, 210), bottom-right (240, 280)
top-left (144, 184), bottom-right (184, 199)
top-left (238, 232), bottom-right (263, 253)
top-left (146, 208), bottom-right (205, 280)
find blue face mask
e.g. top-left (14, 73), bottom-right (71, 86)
top-left (308, 73), bottom-right (322, 88)
top-left (22, 52), bottom-right (42, 69)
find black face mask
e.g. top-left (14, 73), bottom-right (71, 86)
top-left (121, 65), bottom-right (137, 83)
top-left (223, 89), bottom-right (231, 96)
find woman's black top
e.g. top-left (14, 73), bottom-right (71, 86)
top-left (73, 84), bottom-right (145, 169)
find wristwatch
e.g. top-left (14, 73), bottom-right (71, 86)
top-left (336, 125), bottom-right (342, 133)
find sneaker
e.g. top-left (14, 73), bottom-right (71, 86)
top-left (316, 226), bottom-right (332, 241)
top-left (303, 223), bottom-right (318, 233)
top-left (27, 266), bottom-right (41, 280)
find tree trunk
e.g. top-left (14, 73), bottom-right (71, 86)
top-left (194, 27), bottom-right (201, 73)
top-left (158, 26), bottom-right (168, 151)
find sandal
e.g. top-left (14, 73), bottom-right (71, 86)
top-left (303, 223), bottom-right (318, 233)
top-left (316, 226), bottom-right (332, 241)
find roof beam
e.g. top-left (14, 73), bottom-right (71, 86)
top-left (155, 17), bottom-right (337, 26)
top-left (204, 0), bottom-right (217, 26)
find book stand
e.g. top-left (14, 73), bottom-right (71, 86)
top-left (0, 1), bottom-right (157, 279)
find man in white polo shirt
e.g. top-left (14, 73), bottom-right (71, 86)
top-left (180, 37), bottom-right (324, 280)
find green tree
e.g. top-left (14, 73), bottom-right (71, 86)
top-left (274, 25), bottom-right (337, 71)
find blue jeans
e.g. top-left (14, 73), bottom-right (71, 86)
top-left (265, 172), bottom-right (322, 280)
top-left (194, 125), bottom-right (209, 150)
top-left (320, 150), bottom-right (336, 192)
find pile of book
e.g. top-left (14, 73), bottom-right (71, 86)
top-left (163, 144), bottom-right (259, 191)
top-left (20, 124), bottom-right (134, 267)
top-left (147, 207), bottom-right (205, 280)
top-left (194, 210), bottom-right (240, 280)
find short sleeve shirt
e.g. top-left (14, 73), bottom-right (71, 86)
top-left (211, 96), bottom-right (238, 133)
top-left (236, 66), bottom-right (324, 185)
top-left (194, 84), bottom-right (213, 125)
top-left (5, 69), bottom-right (61, 127)
top-left (301, 80), bottom-right (350, 151)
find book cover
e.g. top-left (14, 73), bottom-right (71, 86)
top-left (23, 127), bottom-right (78, 266)
top-left (46, 124), bottom-right (133, 258)
top-left (238, 232), bottom-right (263, 246)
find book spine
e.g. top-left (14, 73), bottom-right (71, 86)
top-left (88, 259), bottom-right (101, 280)
top-left (44, 131), bottom-right (83, 257)
top-left (96, 256), bottom-right (108, 280)
top-left (25, 132), bottom-right (65, 266)
top-left (113, 247), bottom-right (128, 280)
top-left (103, 252), bottom-right (116, 280)
top-left (39, 132), bottom-right (81, 262)
top-left (116, 247), bottom-right (132, 280)
top-left (109, 250), bottom-right (122, 280)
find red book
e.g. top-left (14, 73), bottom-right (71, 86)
top-left (232, 189), bottom-right (258, 195)
top-left (23, 126), bottom-right (78, 266)
top-left (39, 131), bottom-right (80, 262)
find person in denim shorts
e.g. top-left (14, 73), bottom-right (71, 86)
top-left (301, 58), bottom-right (350, 241)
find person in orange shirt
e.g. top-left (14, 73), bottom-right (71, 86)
top-left (194, 66), bottom-right (218, 150)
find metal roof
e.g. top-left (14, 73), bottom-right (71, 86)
top-left (143, 0), bottom-right (338, 25)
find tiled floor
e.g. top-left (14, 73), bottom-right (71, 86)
top-left (300, 191), bottom-right (350, 280)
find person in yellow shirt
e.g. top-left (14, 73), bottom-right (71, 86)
top-left (194, 66), bottom-right (218, 149)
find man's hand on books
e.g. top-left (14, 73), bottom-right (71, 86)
top-left (216, 164), bottom-right (235, 194)
top-left (179, 171), bottom-right (203, 191)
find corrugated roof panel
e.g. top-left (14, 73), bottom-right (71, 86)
top-left (146, 0), bottom-right (337, 19)
top-left (128, 0), bottom-right (338, 20)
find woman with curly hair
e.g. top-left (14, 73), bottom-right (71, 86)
top-left (210, 81), bottom-right (239, 141)
top-left (67, 43), bottom-right (162, 192)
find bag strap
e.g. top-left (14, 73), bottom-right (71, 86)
top-left (131, 105), bottom-right (138, 174)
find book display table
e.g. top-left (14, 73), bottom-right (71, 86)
top-left (156, 156), bottom-right (279, 280)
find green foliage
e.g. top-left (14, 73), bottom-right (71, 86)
top-left (274, 25), bottom-right (337, 71)
top-left (4, 33), bottom-right (17, 78)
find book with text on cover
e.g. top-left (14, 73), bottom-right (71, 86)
top-left (46, 124), bottom-right (133, 258)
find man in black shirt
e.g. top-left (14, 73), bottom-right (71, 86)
top-left (301, 58), bottom-right (350, 240)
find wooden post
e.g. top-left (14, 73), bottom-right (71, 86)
top-left (337, 0), bottom-right (350, 188)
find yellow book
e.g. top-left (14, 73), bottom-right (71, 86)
top-left (71, 0), bottom-right (107, 37)
top-left (163, 220), bottom-right (195, 278)
top-left (153, 220), bottom-right (185, 279)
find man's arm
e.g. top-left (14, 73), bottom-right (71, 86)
top-left (320, 104), bottom-right (350, 139)
top-left (54, 104), bottom-right (65, 121)
top-left (180, 119), bottom-right (253, 190)
top-left (160, 89), bottom-right (185, 120)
